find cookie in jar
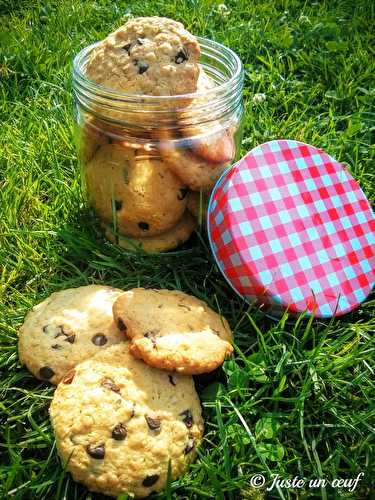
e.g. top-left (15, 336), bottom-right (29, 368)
top-left (73, 16), bottom-right (244, 252)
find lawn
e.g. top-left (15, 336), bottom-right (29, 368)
top-left (0, 0), bottom-right (374, 499)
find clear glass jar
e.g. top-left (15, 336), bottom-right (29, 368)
top-left (73, 37), bottom-right (244, 253)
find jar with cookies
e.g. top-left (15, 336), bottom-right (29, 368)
top-left (73, 17), bottom-right (244, 253)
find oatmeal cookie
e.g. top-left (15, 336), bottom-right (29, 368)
top-left (160, 144), bottom-right (227, 191)
top-left (49, 343), bottom-right (204, 497)
top-left (85, 144), bottom-right (188, 237)
top-left (86, 17), bottom-right (200, 96)
top-left (103, 210), bottom-right (196, 253)
top-left (112, 288), bottom-right (233, 374)
top-left (18, 285), bottom-right (124, 385)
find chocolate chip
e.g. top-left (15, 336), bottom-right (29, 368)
top-left (117, 318), bottom-right (127, 332)
top-left (184, 438), bottom-right (195, 454)
top-left (43, 324), bottom-right (64, 336)
top-left (62, 370), bottom-right (75, 385)
top-left (142, 475), bottom-right (159, 487)
top-left (144, 335), bottom-right (157, 349)
top-left (92, 334), bottom-right (107, 346)
top-left (115, 200), bottom-right (122, 211)
top-left (137, 61), bottom-right (149, 74)
top-left (130, 404), bottom-right (136, 418)
top-left (39, 366), bottom-right (54, 380)
top-left (86, 443), bottom-right (105, 459)
top-left (180, 409), bottom-right (193, 428)
top-left (145, 416), bottom-right (161, 431)
top-left (144, 330), bottom-right (159, 338)
top-left (51, 344), bottom-right (62, 350)
top-left (112, 423), bottom-right (127, 440)
top-left (175, 49), bottom-right (188, 64)
top-left (64, 334), bottom-right (75, 344)
top-left (101, 377), bottom-right (120, 393)
top-left (138, 222), bottom-right (149, 231)
top-left (54, 325), bottom-right (65, 338)
top-left (168, 375), bottom-right (176, 386)
top-left (54, 324), bottom-right (73, 339)
top-left (122, 43), bottom-right (132, 54)
top-left (177, 188), bottom-right (188, 200)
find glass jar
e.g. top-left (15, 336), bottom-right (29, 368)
top-left (73, 37), bottom-right (244, 253)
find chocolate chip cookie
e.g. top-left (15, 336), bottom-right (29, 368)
top-left (182, 124), bottom-right (236, 165)
top-left (49, 343), bottom-right (204, 498)
top-left (112, 288), bottom-right (233, 374)
top-left (103, 210), bottom-right (196, 253)
top-left (18, 285), bottom-right (125, 385)
top-left (84, 144), bottom-right (188, 237)
top-left (86, 17), bottom-right (200, 96)
top-left (160, 144), bottom-right (227, 191)
top-left (177, 70), bottom-right (236, 164)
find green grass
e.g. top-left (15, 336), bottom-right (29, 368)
top-left (0, 0), bottom-right (374, 498)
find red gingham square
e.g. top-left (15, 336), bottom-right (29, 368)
top-left (207, 140), bottom-right (375, 318)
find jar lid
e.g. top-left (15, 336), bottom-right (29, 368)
top-left (207, 140), bottom-right (375, 317)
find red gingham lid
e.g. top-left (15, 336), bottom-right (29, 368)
top-left (207, 140), bottom-right (375, 317)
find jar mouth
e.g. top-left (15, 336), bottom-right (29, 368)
top-left (73, 36), bottom-right (243, 104)
top-left (73, 36), bottom-right (243, 129)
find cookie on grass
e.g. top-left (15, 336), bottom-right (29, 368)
top-left (112, 288), bottom-right (233, 374)
top-left (18, 285), bottom-right (124, 385)
top-left (49, 343), bottom-right (204, 498)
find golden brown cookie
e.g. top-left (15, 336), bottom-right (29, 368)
top-left (160, 144), bottom-right (226, 191)
top-left (112, 288), bottom-right (233, 374)
top-left (86, 17), bottom-right (200, 96)
top-left (103, 210), bottom-right (196, 253)
top-left (49, 343), bottom-right (204, 498)
top-left (18, 285), bottom-right (124, 385)
top-left (177, 69), bottom-right (236, 164)
top-left (84, 144), bottom-right (188, 237)
top-left (182, 124), bottom-right (235, 164)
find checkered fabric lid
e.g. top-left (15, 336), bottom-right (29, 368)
top-left (207, 140), bottom-right (375, 317)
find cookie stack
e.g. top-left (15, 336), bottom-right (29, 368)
top-left (78, 16), bottom-right (238, 252)
top-left (83, 140), bottom-right (197, 253)
top-left (18, 285), bottom-right (233, 497)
